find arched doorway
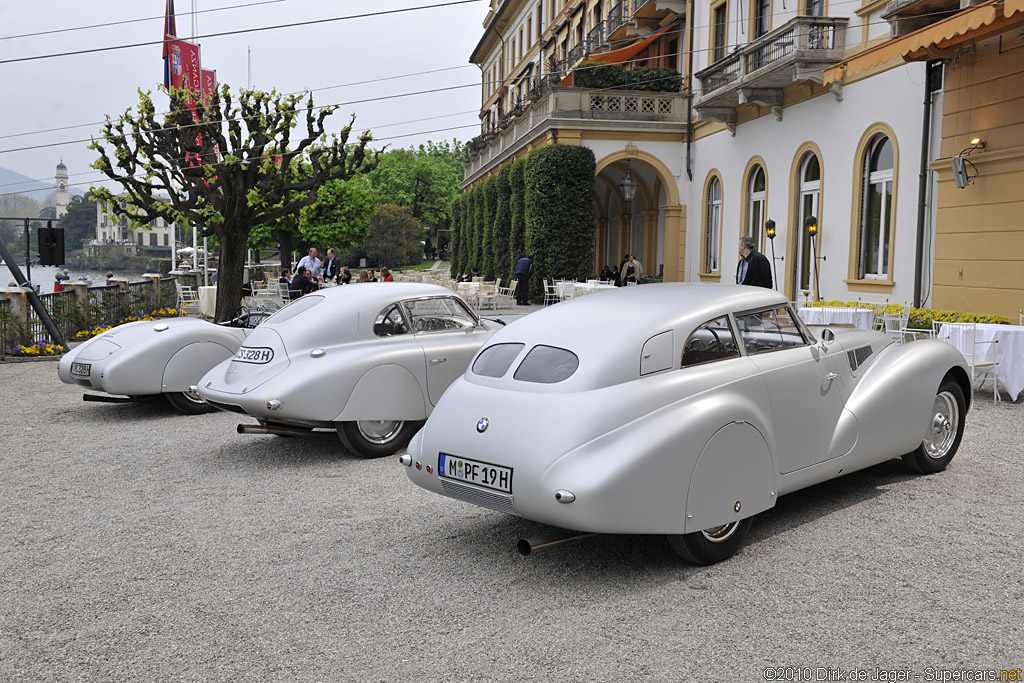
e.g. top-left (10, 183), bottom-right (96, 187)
top-left (594, 150), bottom-right (683, 281)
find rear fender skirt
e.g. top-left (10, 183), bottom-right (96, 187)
top-left (161, 342), bottom-right (236, 393)
top-left (334, 364), bottom-right (428, 422)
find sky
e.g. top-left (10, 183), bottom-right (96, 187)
top-left (0, 0), bottom-right (489, 199)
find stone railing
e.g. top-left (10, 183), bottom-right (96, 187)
top-left (465, 86), bottom-right (688, 182)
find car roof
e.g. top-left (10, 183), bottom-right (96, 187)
top-left (316, 282), bottom-right (457, 312)
top-left (479, 283), bottom-right (789, 389)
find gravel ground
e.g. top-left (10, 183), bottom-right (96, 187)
top-left (1, 358), bottom-right (1021, 682)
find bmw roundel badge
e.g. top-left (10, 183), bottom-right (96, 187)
top-left (477, 417), bottom-right (489, 433)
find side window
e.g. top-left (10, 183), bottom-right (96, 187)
top-left (681, 316), bottom-right (740, 367)
top-left (404, 297), bottom-right (477, 333)
top-left (734, 306), bottom-right (809, 355)
top-left (373, 304), bottom-right (410, 337)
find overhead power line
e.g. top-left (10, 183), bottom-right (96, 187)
top-left (0, 0), bottom-right (486, 65)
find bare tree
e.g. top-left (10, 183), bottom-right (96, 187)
top-left (90, 85), bottom-right (378, 320)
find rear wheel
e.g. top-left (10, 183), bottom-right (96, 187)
top-left (666, 517), bottom-right (753, 565)
top-left (165, 389), bottom-right (217, 415)
top-left (902, 378), bottom-right (966, 474)
top-left (338, 420), bottom-right (421, 458)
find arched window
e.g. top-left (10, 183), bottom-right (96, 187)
top-left (858, 135), bottom-right (894, 279)
top-left (747, 165), bottom-right (766, 249)
top-left (704, 176), bottom-right (723, 274)
top-left (794, 153), bottom-right (820, 298)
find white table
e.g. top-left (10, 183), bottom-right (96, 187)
top-left (573, 282), bottom-right (616, 296)
top-left (936, 323), bottom-right (1024, 400)
top-left (798, 306), bottom-right (875, 330)
top-left (197, 285), bottom-right (216, 318)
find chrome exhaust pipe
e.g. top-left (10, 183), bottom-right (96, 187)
top-left (236, 423), bottom-right (332, 438)
top-left (517, 532), bottom-right (599, 556)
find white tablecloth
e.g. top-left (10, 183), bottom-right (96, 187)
top-left (798, 307), bottom-right (875, 330)
top-left (556, 281), bottom-right (615, 298)
top-left (198, 286), bottom-right (216, 318)
top-left (936, 323), bottom-right (1024, 399)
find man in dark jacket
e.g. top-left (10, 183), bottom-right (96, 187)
top-left (736, 236), bottom-right (773, 289)
top-left (513, 255), bottom-right (532, 305)
top-left (289, 266), bottom-right (317, 299)
top-left (322, 248), bottom-right (340, 282)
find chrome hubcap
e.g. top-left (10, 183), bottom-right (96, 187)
top-left (700, 521), bottom-right (739, 544)
top-left (356, 420), bottom-right (404, 445)
top-left (923, 391), bottom-right (958, 459)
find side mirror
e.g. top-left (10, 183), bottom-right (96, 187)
top-left (820, 327), bottom-right (835, 348)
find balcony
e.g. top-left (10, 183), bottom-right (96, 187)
top-left (464, 85), bottom-right (688, 183)
top-left (694, 15), bottom-right (848, 128)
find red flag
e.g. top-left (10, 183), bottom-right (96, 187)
top-left (200, 68), bottom-right (216, 108)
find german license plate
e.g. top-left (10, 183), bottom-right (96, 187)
top-left (71, 362), bottom-right (91, 377)
top-left (233, 346), bottom-right (274, 364)
top-left (438, 453), bottom-right (512, 494)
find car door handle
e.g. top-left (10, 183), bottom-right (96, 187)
top-left (430, 358), bottom-right (447, 365)
top-left (826, 372), bottom-right (838, 382)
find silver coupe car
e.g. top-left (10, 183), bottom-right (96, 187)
top-left (401, 284), bottom-right (970, 564)
top-left (197, 283), bottom-right (504, 458)
top-left (57, 308), bottom-right (270, 414)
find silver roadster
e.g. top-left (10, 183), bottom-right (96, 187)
top-left (57, 309), bottom-right (269, 414)
top-left (196, 283), bottom-right (503, 457)
top-left (401, 284), bottom-right (971, 564)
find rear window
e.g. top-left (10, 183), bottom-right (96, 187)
top-left (513, 345), bottom-right (579, 384)
top-left (472, 343), bottom-right (525, 378)
top-left (264, 295), bottom-right (325, 325)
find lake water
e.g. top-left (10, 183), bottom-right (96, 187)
top-left (0, 264), bottom-right (133, 293)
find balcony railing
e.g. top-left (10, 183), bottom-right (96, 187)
top-left (695, 15), bottom-right (848, 119)
top-left (464, 86), bottom-right (688, 182)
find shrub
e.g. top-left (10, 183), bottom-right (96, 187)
top-left (508, 158), bottom-right (527, 277)
top-left (524, 145), bottom-right (596, 302)
top-left (572, 63), bottom-right (682, 92)
top-left (492, 164), bottom-right (513, 286)
top-left (803, 300), bottom-right (1011, 329)
top-left (482, 176), bottom-right (497, 280)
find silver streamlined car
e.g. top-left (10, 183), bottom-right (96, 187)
top-left (401, 283), bottom-right (971, 565)
top-left (57, 309), bottom-right (270, 414)
top-left (196, 283), bottom-right (504, 458)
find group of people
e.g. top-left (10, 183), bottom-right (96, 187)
top-left (597, 253), bottom-right (643, 287)
top-left (275, 248), bottom-right (396, 300)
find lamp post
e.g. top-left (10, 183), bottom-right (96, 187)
top-left (805, 215), bottom-right (821, 303)
top-left (765, 219), bottom-right (779, 291)
top-left (619, 163), bottom-right (638, 261)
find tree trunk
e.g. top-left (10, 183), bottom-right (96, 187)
top-left (279, 229), bottom-right (293, 273)
top-left (215, 228), bottom-right (248, 322)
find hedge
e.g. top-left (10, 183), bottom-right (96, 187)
top-left (492, 164), bottom-right (513, 286)
top-left (524, 144), bottom-right (597, 302)
top-left (472, 184), bottom-right (485, 274)
top-left (482, 175), bottom-right (497, 281)
top-left (508, 158), bottom-right (527, 278)
top-left (449, 194), bottom-right (463, 277)
top-left (805, 300), bottom-right (1011, 328)
top-left (572, 63), bottom-right (682, 93)
top-left (461, 189), bottom-right (474, 276)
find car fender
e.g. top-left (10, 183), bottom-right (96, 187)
top-left (841, 339), bottom-right (969, 467)
top-left (335, 364), bottom-right (429, 422)
top-left (531, 374), bottom-right (776, 535)
top-left (161, 341), bottom-right (240, 393)
top-left (684, 421), bottom-right (774, 534)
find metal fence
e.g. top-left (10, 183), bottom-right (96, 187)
top-left (27, 290), bottom-right (77, 345)
top-left (88, 284), bottom-right (130, 328)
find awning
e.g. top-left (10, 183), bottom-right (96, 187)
top-left (558, 21), bottom-right (680, 86)
top-left (823, 0), bottom-right (1024, 85)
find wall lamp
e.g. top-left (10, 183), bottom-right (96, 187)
top-left (952, 139), bottom-right (984, 189)
top-left (804, 215), bottom-right (818, 236)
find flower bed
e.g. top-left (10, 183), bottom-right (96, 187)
top-left (11, 342), bottom-right (64, 357)
top-left (74, 308), bottom-right (181, 340)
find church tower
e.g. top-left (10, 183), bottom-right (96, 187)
top-left (56, 160), bottom-right (69, 218)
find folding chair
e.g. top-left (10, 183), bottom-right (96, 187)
top-left (935, 321), bottom-right (1000, 404)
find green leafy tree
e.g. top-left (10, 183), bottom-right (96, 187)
top-left (90, 84), bottom-right (379, 321)
top-left (449, 194), bottom-right (463, 277)
top-left (462, 190), bottom-right (474, 275)
top-left (57, 192), bottom-right (99, 250)
top-left (482, 176), bottom-right (497, 280)
top-left (509, 158), bottom-right (527, 276)
top-left (366, 144), bottom-right (460, 237)
top-left (492, 164), bottom-right (512, 286)
top-left (299, 177), bottom-right (377, 251)
top-left (364, 204), bottom-right (424, 268)
top-left (524, 145), bottom-right (596, 302)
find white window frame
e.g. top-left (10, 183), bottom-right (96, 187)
top-left (859, 136), bottom-right (893, 280)
top-left (705, 177), bottom-right (722, 274)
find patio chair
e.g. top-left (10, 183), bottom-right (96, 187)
top-left (476, 279), bottom-right (499, 310)
top-left (935, 321), bottom-right (1000, 404)
top-left (175, 281), bottom-right (200, 316)
top-left (497, 279), bottom-right (516, 307)
top-left (880, 303), bottom-right (910, 343)
top-left (543, 279), bottom-right (560, 306)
